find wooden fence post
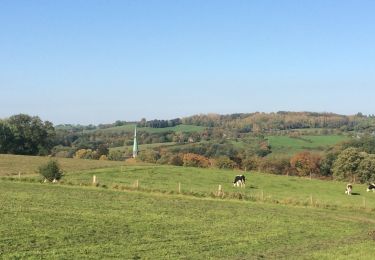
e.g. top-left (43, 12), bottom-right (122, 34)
top-left (18, 171), bottom-right (21, 179)
top-left (217, 185), bottom-right (223, 197)
top-left (178, 182), bottom-right (181, 193)
top-left (93, 175), bottom-right (97, 184)
top-left (310, 194), bottom-right (313, 206)
top-left (136, 179), bottom-right (139, 189)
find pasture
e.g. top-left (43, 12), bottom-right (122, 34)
top-left (1, 155), bottom-right (375, 258)
top-left (60, 165), bottom-right (375, 210)
top-left (0, 154), bottom-right (124, 176)
top-left (267, 135), bottom-right (349, 156)
top-left (1, 181), bottom-right (374, 259)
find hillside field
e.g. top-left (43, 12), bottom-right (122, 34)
top-left (1, 155), bottom-right (375, 258)
top-left (267, 135), bottom-right (349, 156)
top-left (0, 154), bottom-right (125, 176)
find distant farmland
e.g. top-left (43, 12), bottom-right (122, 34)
top-left (267, 135), bottom-right (349, 156)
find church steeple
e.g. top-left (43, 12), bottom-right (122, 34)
top-left (132, 126), bottom-right (138, 158)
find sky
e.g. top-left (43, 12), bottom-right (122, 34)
top-left (1, 0), bottom-right (374, 124)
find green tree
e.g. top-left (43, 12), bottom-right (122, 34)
top-left (357, 155), bottom-right (375, 183)
top-left (0, 121), bottom-right (14, 153)
top-left (332, 148), bottom-right (364, 182)
top-left (108, 150), bottom-right (125, 161)
top-left (215, 156), bottom-right (237, 169)
top-left (39, 160), bottom-right (63, 182)
top-left (7, 114), bottom-right (55, 155)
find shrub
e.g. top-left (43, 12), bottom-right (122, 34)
top-left (74, 149), bottom-right (93, 159)
top-left (99, 155), bottom-right (108, 160)
top-left (169, 154), bottom-right (183, 166)
top-left (183, 153), bottom-right (210, 168)
top-left (215, 156), bottom-right (237, 169)
top-left (108, 150), bottom-right (125, 161)
top-left (242, 156), bottom-right (260, 171)
top-left (138, 150), bottom-right (160, 163)
top-left (39, 160), bottom-right (63, 182)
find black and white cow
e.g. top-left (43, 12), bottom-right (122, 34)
top-left (233, 175), bottom-right (246, 187)
top-left (367, 183), bottom-right (375, 192)
top-left (345, 184), bottom-right (353, 195)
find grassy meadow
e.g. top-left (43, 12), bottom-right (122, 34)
top-left (267, 135), bottom-right (349, 156)
top-left (60, 165), bottom-right (375, 210)
top-left (0, 154), bottom-right (125, 176)
top-left (1, 154), bottom-right (375, 258)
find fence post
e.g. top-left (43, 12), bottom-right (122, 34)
top-left (136, 179), bottom-right (139, 189)
top-left (93, 175), bottom-right (97, 184)
top-left (178, 182), bottom-right (181, 193)
top-left (310, 194), bottom-right (313, 206)
top-left (18, 171), bottom-right (21, 179)
top-left (217, 185), bottom-right (222, 197)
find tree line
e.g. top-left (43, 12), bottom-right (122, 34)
top-left (0, 114), bottom-right (55, 155)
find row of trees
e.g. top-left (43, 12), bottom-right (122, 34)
top-left (182, 112), bottom-right (375, 132)
top-left (137, 118), bottom-right (182, 128)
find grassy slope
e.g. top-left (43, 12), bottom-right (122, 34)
top-left (62, 165), bottom-right (375, 210)
top-left (0, 154), bottom-right (125, 176)
top-left (1, 181), bottom-right (374, 259)
top-left (267, 135), bottom-right (349, 156)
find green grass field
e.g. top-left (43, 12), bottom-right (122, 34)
top-left (267, 135), bottom-right (349, 156)
top-left (1, 155), bottom-right (375, 258)
top-left (0, 154), bottom-right (125, 176)
top-left (1, 181), bottom-right (374, 259)
top-left (59, 165), bottom-right (375, 210)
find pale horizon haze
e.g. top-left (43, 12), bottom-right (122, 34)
top-left (1, 0), bottom-right (374, 124)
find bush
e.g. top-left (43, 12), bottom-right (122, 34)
top-left (215, 156), bottom-right (237, 169)
top-left (74, 149), bottom-right (93, 159)
top-left (183, 153), bottom-right (210, 168)
top-left (108, 150), bottom-right (125, 161)
top-left (39, 160), bottom-right (63, 182)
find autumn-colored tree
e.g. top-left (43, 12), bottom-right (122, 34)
top-left (183, 153), bottom-right (210, 168)
top-left (290, 151), bottom-right (321, 178)
top-left (74, 149), bottom-right (93, 159)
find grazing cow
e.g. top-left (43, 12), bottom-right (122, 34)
top-left (367, 183), bottom-right (375, 192)
top-left (345, 184), bottom-right (353, 195)
top-left (233, 175), bottom-right (246, 187)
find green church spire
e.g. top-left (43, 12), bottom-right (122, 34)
top-left (132, 126), bottom-right (138, 158)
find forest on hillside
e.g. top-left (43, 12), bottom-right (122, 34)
top-left (1, 112), bottom-right (375, 183)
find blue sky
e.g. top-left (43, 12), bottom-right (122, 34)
top-left (1, 0), bottom-right (374, 124)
